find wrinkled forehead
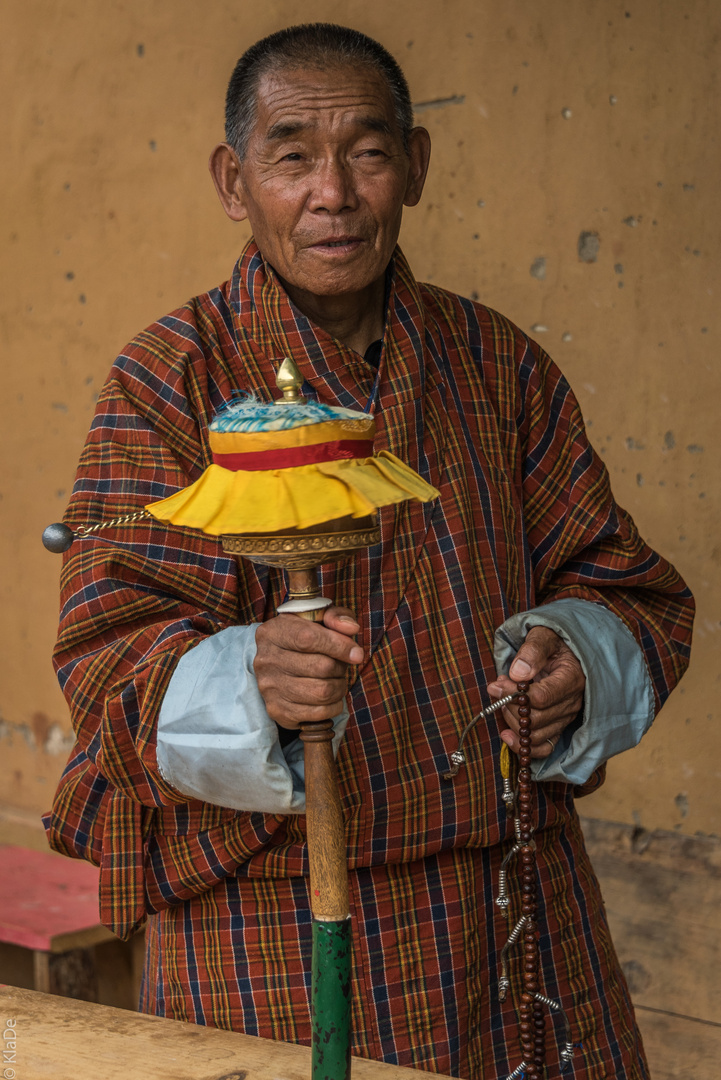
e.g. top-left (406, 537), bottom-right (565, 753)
top-left (250, 62), bottom-right (400, 141)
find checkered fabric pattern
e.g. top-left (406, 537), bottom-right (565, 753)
top-left (139, 816), bottom-right (646, 1078)
top-left (44, 240), bottom-right (692, 1077)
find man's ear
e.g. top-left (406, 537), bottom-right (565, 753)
top-left (209, 143), bottom-right (248, 222)
top-left (403, 127), bottom-right (431, 208)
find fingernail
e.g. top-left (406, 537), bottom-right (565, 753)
top-left (349, 646), bottom-right (364, 664)
top-left (500, 731), bottom-right (514, 747)
top-left (509, 658), bottom-right (532, 679)
top-left (487, 681), bottom-right (502, 696)
top-left (339, 615), bottom-right (359, 625)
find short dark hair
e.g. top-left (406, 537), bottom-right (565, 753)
top-left (225, 23), bottom-right (413, 158)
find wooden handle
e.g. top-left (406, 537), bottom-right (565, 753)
top-left (300, 720), bottom-right (350, 921)
top-left (283, 566), bottom-right (350, 922)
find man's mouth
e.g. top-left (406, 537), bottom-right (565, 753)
top-left (311, 236), bottom-right (364, 251)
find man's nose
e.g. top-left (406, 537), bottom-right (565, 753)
top-left (307, 158), bottom-right (359, 214)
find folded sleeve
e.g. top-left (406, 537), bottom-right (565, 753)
top-left (494, 596), bottom-right (654, 785)
top-left (156, 624), bottom-right (349, 815)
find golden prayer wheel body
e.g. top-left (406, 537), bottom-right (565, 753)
top-left (221, 514), bottom-right (381, 571)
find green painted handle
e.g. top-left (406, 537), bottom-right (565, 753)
top-left (311, 917), bottom-right (352, 1080)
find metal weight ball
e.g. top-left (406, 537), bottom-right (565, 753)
top-left (42, 522), bottom-right (74, 553)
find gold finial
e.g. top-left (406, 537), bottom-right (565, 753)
top-left (275, 357), bottom-right (305, 405)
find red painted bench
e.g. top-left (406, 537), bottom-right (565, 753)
top-left (0, 844), bottom-right (115, 994)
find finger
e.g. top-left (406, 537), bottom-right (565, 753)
top-left (497, 704), bottom-right (567, 744)
top-left (270, 699), bottom-right (347, 729)
top-left (257, 640), bottom-right (349, 681)
top-left (260, 613), bottom-right (364, 665)
top-left (500, 687), bottom-right (583, 729)
top-left (259, 668), bottom-right (349, 727)
top-left (279, 673), bottom-right (348, 708)
top-left (486, 673), bottom-right (518, 699)
top-left (322, 606), bottom-right (361, 637)
top-left (499, 724), bottom-right (565, 758)
top-left (497, 703), bottom-right (568, 736)
top-left (488, 663), bottom-right (584, 720)
top-left (497, 703), bottom-right (564, 735)
top-left (508, 625), bottom-right (560, 683)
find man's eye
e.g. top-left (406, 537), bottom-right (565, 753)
top-left (280, 152), bottom-right (303, 162)
top-left (359, 148), bottom-right (385, 159)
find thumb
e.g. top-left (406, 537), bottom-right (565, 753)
top-left (508, 626), bottom-right (556, 682)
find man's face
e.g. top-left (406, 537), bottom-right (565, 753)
top-left (218, 64), bottom-right (429, 302)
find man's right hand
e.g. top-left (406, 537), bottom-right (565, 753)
top-left (253, 606), bottom-right (363, 730)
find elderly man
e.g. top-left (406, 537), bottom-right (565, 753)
top-left (45, 22), bottom-right (692, 1080)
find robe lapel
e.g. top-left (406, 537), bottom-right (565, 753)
top-left (226, 241), bottom-right (450, 655)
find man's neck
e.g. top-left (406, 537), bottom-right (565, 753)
top-left (278, 273), bottom-right (386, 357)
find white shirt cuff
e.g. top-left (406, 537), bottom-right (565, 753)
top-left (156, 625), bottom-right (349, 815)
top-left (493, 597), bottom-right (654, 785)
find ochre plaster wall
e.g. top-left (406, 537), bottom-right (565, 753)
top-left (2, 0), bottom-right (718, 843)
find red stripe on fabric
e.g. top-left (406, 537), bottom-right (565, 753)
top-left (212, 439), bottom-right (374, 471)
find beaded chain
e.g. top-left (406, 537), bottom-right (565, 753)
top-left (442, 681), bottom-right (574, 1079)
top-left (514, 681), bottom-right (545, 1078)
top-left (496, 681), bottom-right (574, 1080)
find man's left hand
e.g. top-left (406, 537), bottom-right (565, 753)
top-left (486, 626), bottom-right (585, 759)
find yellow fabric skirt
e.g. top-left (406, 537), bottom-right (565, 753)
top-left (145, 452), bottom-right (439, 535)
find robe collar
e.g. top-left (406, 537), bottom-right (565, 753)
top-left (226, 238), bottom-right (450, 653)
top-left (229, 239), bottom-right (428, 411)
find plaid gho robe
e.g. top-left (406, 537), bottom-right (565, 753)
top-left (45, 241), bottom-right (693, 1078)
